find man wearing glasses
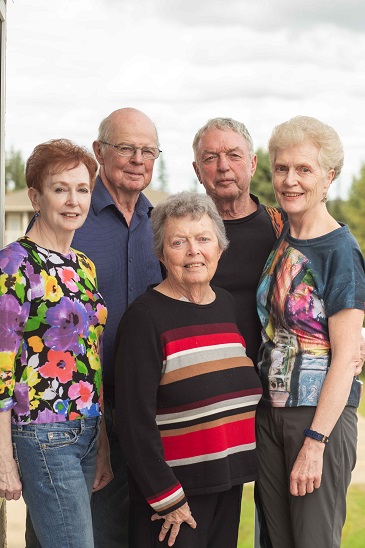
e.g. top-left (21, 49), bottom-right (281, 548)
top-left (25, 108), bottom-right (163, 548)
top-left (80, 108), bottom-right (163, 547)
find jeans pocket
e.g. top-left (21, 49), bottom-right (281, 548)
top-left (37, 428), bottom-right (79, 450)
top-left (85, 418), bottom-right (101, 457)
top-left (12, 442), bottom-right (22, 479)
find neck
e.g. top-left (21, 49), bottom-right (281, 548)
top-left (100, 172), bottom-right (140, 226)
top-left (156, 278), bottom-right (215, 305)
top-left (27, 223), bottom-right (73, 255)
top-left (213, 194), bottom-right (257, 220)
top-left (288, 206), bottom-right (340, 239)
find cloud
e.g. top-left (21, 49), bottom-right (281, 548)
top-left (5, 0), bottom-right (365, 198)
top-left (156, 0), bottom-right (365, 32)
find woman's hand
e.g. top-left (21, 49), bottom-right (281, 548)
top-left (354, 329), bottom-right (365, 376)
top-left (0, 455), bottom-right (22, 501)
top-left (151, 501), bottom-right (197, 546)
top-left (92, 417), bottom-right (113, 492)
top-left (289, 437), bottom-right (325, 497)
top-left (0, 410), bottom-right (22, 500)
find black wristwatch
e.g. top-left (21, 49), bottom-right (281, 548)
top-left (303, 428), bottom-right (329, 444)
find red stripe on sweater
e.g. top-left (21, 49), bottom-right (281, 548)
top-left (164, 332), bottom-right (245, 358)
top-left (162, 417), bottom-right (256, 461)
top-left (147, 483), bottom-right (182, 504)
top-left (162, 323), bottom-right (240, 342)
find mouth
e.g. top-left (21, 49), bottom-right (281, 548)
top-left (282, 192), bottom-right (304, 197)
top-left (61, 213), bottom-right (80, 218)
top-left (217, 179), bottom-right (235, 185)
top-left (184, 262), bottom-right (204, 269)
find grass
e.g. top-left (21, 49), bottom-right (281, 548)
top-left (238, 375), bottom-right (365, 548)
top-left (237, 484), bottom-right (365, 547)
top-left (237, 484), bottom-right (255, 548)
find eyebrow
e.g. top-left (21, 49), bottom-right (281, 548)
top-left (202, 146), bottom-right (242, 155)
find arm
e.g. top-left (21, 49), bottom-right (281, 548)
top-left (290, 308), bottom-right (364, 496)
top-left (0, 410), bottom-right (22, 500)
top-left (115, 302), bottom-right (196, 544)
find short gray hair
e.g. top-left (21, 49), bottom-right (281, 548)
top-left (192, 117), bottom-right (254, 160)
top-left (151, 191), bottom-right (229, 258)
top-left (268, 116), bottom-right (344, 180)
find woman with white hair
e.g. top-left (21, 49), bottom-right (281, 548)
top-left (256, 116), bottom-right (365, 547)
top-left (115, 191), bottom-right (263, 547)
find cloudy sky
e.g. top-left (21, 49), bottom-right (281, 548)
top-left (5, 0), bottom-right (365, 197)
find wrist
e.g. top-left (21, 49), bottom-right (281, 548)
top-left (304, 428), bottom-right (329, 445)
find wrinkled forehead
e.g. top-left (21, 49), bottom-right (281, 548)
top-left (197, 128), bottom-right (249, 155)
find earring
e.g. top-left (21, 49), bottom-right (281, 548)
top-left (321, 195), bottom-right (327, 203)
top-left (35, 211), bottom-right (40, 218)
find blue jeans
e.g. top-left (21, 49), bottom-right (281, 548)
top-left (13, 417), bottom-right (100, 548)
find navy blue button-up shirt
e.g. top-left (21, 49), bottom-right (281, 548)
top-left (72, 176), bottom-right (162, 394)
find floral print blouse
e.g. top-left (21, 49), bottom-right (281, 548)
top-left (0, 237), bottom-right (107, 424)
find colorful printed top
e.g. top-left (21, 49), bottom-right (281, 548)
top-left (257, 223), bottom-right (365, 408)
top-left (115, 287), bottom-right (263, 515)
top-left (0, 237), bottom-right (107, 424)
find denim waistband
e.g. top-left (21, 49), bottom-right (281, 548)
top-left (11, 416), bottom-right (101, 432)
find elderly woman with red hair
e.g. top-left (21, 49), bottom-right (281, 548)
top-left (0, 139), bottom-right (112, 547)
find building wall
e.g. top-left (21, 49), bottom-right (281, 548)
top-left (0, 1), bottom-right (6, 249)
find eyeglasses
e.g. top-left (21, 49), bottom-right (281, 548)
top-left (100, 142), bottom-right (162, 160)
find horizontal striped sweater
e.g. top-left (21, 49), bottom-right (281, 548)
top-left (115, 286), bottom-right (262, 515)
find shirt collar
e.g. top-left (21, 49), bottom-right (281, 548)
top-left (91, 175), bottom-right (154, 216)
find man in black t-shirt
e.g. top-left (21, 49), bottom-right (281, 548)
top-left (192, 117), bottom-right (284, 366)
top-left (192, 117), bottom-right (282, 548)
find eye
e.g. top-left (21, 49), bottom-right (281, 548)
top-left (275, 165), bottom-right (287, 173)
top-left (199, 237), bottom-right (210, 243)
top-left (203, 155), bottom-right (217, 163)
top-left (299, 166), bottom-right (310, 173)
top-left (227, 152), bottom-right (242, 160)
top-left (55, 187), bottom-right (66, 193)
top-left (172, 239), bottom-right (184, 247)
top-left (78, 187), bottom-right (90, 193)
top-left (142, 148), bottom-right (156, 159)
top-left (118, 145), bottom-right (134, 154)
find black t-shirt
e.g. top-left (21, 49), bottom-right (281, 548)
top-left (212, 196), bottom-right (280, 364)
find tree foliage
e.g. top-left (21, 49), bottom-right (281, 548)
top-left (342, 163), bottom-right (365, 253)
top-left (250, 148), bottom-right (277, 206)
top-left (156, 153), bottom-right (168, 192)
top-left (5, 148), bottom-right (26, 192)
top-left (327, 198), bottom-right (349, 226)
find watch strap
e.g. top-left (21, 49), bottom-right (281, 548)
top-left (303, 428), bottom-right (329, 444)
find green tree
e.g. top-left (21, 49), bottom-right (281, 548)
top-left (250, 148), bottom-right (277, 206)
top-left (5, 147), bottom-right (26, 192)
top-left (156, 154), bottom-right (168, 192)
top-left (327, 197), bottom-right (349, 225)
top-left (343, 163), bottom-right (365, 253)
top-left (190, 177), bottom-right (199, 192)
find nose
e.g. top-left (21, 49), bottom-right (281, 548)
top-left (285, 168), bottom-right (298, 185)
top-left (130, 148), bottom-right (144, 164)
top-left (217, 153), bottom-right (230, 171)
top-left (187, 240), bottom-right (200, 255)
top-left (66, 189), bottom-right (78, 205)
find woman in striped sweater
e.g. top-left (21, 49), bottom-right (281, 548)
top-left (115, 192), bottom-right (262, 547)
